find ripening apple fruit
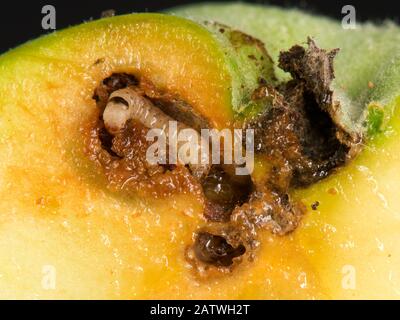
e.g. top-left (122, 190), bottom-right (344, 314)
top-left (0, 3), bottom-right (398, 299)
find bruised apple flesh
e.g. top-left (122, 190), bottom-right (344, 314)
top-left (0, 3), bottom-right (399, 299)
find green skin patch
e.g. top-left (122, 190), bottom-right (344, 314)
top-left (203, 21), bottom-right (277, 119)
top-left (171, 3), bottom-right (400, 139)
top-left (367, 104), bottom-right (385, 136)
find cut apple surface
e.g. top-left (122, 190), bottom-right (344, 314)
top-left (0, 4), bottom-right (399, 299)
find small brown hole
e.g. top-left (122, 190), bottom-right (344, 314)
top-left (194, 232), bottom-right (246, 267)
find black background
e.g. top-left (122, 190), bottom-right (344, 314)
top-left (1, 300), bottom-right (388, 317)
top-left (1, 0), bottom-right (400, 53)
